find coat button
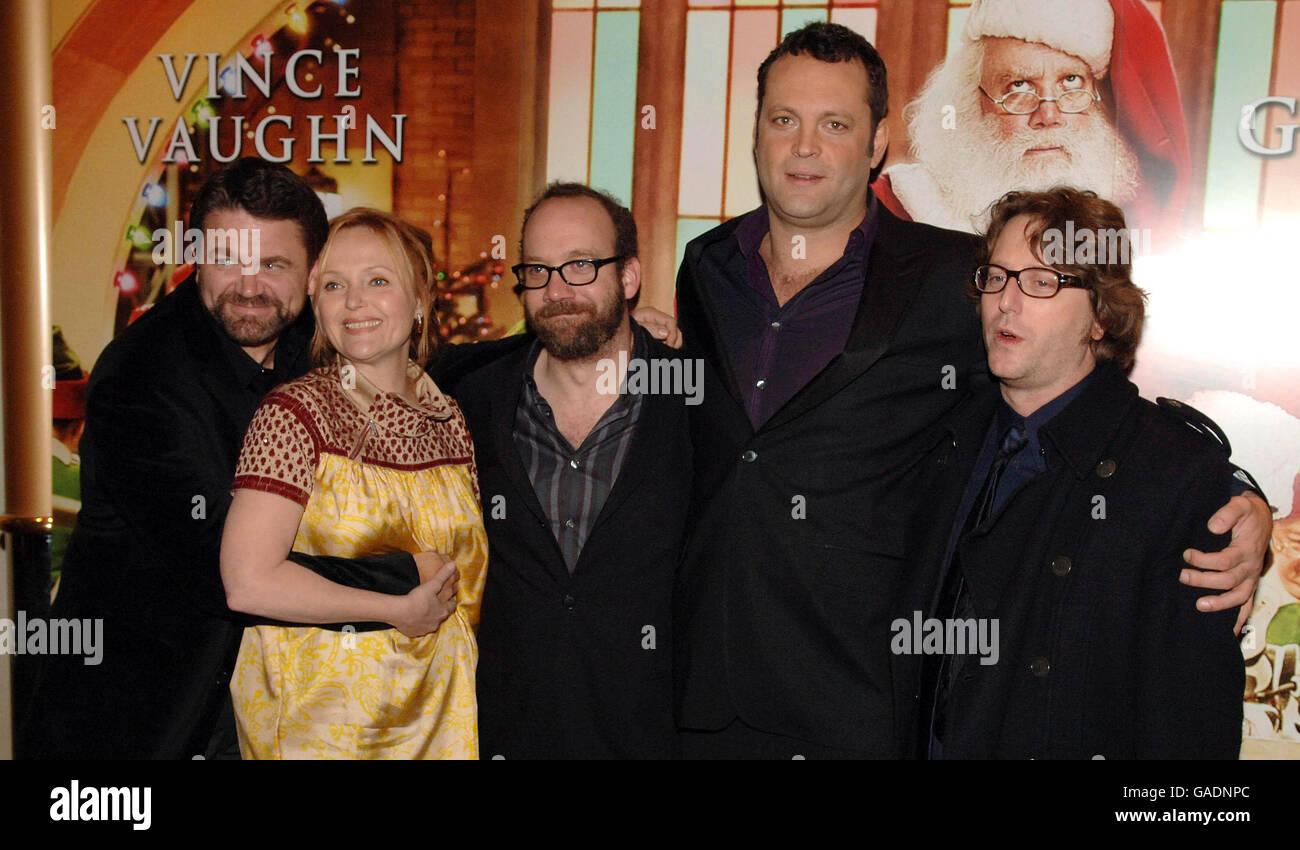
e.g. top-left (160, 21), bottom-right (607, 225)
top-left (741, 450), bottom-right (758, 463)
top-left (1029, 657), bottom-right (1051, 677)
top-left (563, 594), bottom-right (575, 610)
top-left (1049, 555), bottom-right (1072, 577)
top-left (1096, 459), bottom-right (1117, 478)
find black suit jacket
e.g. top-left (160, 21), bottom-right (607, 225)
top-left (672, 204), bottom-right (987, 752)
top-left (20, 278), bottom-right (417, 760)
top-left (447, 329), bottom-right (692, 758)
top-left (894, 363), bottom-right (1244, 759)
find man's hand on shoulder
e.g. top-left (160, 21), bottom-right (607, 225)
top-left (631, 306), bottom-right (682, 349)
top-left (1181, 491), bottom-right (1272, 634)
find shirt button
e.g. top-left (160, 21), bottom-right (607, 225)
top-left (1029, 657), bottom-right (1051, 677)
top-left (741, 450), bottom-right (758, 463)
top-left (770, 322), bottom-right (781, 330)
top-left (755, 379), bottom-right (766, 389)
top-left (569, 458), bottom-right (580, 469)
top-left (564, 518), bottom-right (576, 529)
top-left (1049, 555), bottom-right (1072, 577)
top-left (563, 594), bottom-right (575, 610)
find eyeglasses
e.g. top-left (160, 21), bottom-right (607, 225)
top-left (974, 264), bottom-right (1088, 298)
top-left (979, 86), bottom-right (1101, 115)
top-left (511, 257), bottom-right (622, 289)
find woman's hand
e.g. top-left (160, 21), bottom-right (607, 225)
top-left (393, 560), bottom-right (459, 637)
top-left (414, 551), bottom-right (459, 590)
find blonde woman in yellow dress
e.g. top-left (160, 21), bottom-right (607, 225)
top-left (220, 208), bottom-right (486, 759)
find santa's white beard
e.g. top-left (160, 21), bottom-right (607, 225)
top-left (933, 106), bottom-right (1142, 228)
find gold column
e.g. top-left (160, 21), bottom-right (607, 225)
top-left (1161, 0), bottom-right (1223, 236)
top-left (0, 0), bottom-right (55, 759)
top-left (471, 0), bottom-right (547, 335)
top-left (631, 0), bottom-right (687, 315)
top-left (874, 0), bottom-right (950, 171)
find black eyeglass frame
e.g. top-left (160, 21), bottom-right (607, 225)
top-left (974, 264), bottom-right (1089, 298)
top-left (978, 85), bottom-right (1102, 115)
top-left (511, 256), bottom-right (623, 290)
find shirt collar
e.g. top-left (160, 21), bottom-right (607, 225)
top-left (994, 365), bottom-right (1100, 462)
top-left (736, 191), bottom-right (880, 260)
top-left (336, 356), bottom-right (456, 438)
top-left (51, 440), bottom-right (79, 466)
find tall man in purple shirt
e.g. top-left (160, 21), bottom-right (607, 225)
top-left (672, 22), bottom-right (1268, 758)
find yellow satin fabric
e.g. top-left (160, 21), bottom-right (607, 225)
top-left (231, 451), bottom-right (487, 759)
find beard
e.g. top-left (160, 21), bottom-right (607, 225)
top-left (208, 290), bottom-right (297, 349)
top-left (944, 108), bottom-right (1142, 228)
top-left (525, 284), bottom-right (628, 361)
top-left (907, 44), bottom-right (1142, 231)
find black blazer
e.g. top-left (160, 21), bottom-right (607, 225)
top-left (447, 328), bottom-right (693, 759)
top-left (894, 363), bottom-right (1244, 759)
top-left (20, 279), bottom-right (416, 759)
top-left (672, 205), bottom-right (987, 753)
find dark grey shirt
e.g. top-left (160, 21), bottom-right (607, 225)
top-left (513, 323), bottom-right (649, 572)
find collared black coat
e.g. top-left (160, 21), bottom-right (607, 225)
top-left (673, 205), bottom-right (987, 753)
top-left (894, 363), bottom-right (1244, 759)
top-left (20, 278), bottom-right (416, 760)
top-left (445, 329), bottom-right (693, 759)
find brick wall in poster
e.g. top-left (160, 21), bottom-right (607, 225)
top-left (395, 0), bottom-right (477, 271)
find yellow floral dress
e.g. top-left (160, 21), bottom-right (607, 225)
top-left (229, 360), bottom-right (487, 759)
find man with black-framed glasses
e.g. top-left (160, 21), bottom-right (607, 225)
top-left (674, 20), bottom-right (1265, 761)
top-left (894, 188), bottom-right (1245, 759)
top-left (443, 182), bottom-right (693, 758)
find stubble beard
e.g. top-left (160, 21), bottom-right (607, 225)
top-left (934, 104), bottom-right (1141, 229)
top-left (208, 290), bottom-right (297, 349)
top-left (526, 283), bottom-right (628, 361)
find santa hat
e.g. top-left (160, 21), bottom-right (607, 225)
top-left (52, 325), bottom-right (87, 420)
top-left (964, 0), bottom-right (1113, 78)
top-left (963, 0), bottom-right (1193, 238)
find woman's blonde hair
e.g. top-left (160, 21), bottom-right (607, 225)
top-left (309, 207), bottom-right (439, 368)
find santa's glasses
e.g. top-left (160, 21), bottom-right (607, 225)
top-left (979, 86), bottom-right (1102, 115)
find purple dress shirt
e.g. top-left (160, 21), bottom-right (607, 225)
top-left (723, 195), bottom-right (880, 428)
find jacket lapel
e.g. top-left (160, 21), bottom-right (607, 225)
top-left (177, 282), bottom-right (256, 454)
top-left (762, 208), bottom-right (927, 433)
top-left (958, 365), bottom-right (1139, 616)
top-left (485, 347), bottom-right (571, 586)
top-left (581, 357), bottom-right (678, 548)
top-left (679, 221), bottom-right (749, 416)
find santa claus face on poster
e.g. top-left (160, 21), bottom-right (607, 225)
top-left (977, 39), bottom-right (1111, 180)
top-left (901, 36), bottom-right (1142, 232)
